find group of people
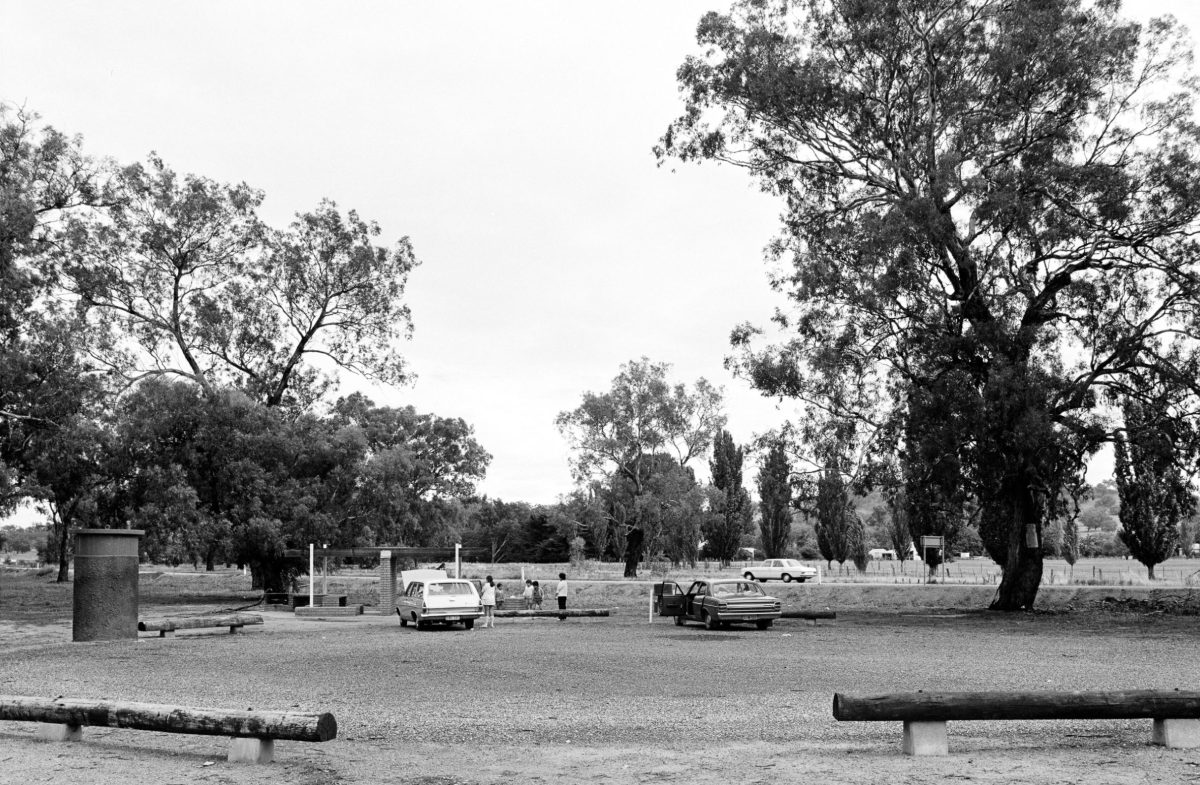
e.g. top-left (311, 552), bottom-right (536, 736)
top-left (477, 572), bottom-right (570, 628)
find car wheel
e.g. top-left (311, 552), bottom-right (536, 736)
top-left (463, 618), bottom-right (474, 630)
top-left (399, 614), bottom-right (407, 627)
top-left (756, 619), bottom-right (773, 630)
top-left (703, 611), bottom-right (718, 631)
top-left (674, 614), bottom-right (684, 626)
top-left (743, 572), bottom-right (754, 580)
top-left (782, 573), bottom-right (793, 583)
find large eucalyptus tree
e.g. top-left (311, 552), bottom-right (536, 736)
top-left (659, 0), bottom-right (1200, 608)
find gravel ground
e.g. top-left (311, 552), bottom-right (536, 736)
top-left (2, 592), bottom-right (1200, 783)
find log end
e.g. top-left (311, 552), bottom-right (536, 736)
top-left (315, 712), bottom-right (337, 742)
top-left (832, 693), bottom-right (846, 721)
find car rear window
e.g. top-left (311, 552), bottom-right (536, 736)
top-left (427, 582), bottom-right (474, 596)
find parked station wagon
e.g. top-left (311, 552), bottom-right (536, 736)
top-left (396, 572), bottom-right (482, 630)
top-left (656, 579), bottom-right (782, 630)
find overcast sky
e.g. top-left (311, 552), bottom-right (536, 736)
top-left (3, 1), bottom-right (1198, 512)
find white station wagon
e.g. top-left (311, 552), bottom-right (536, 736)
top-left (396, 570), bottom-right (482, 630)
top-left (742, 558), bottom-right (817, 583)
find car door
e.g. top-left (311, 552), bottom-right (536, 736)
top-left (398, 581), bottom-right (421, 617)
top-left (685, 581), bottom-right (708, 619)
top-left (655, 580), bottom-right (685, 617)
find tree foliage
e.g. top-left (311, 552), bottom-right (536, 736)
top-left (1, 107), bottom-right (109, 519)
top-left (756, 440), bottom-right (793, 558)
top-left (556, 358), bottom-right (725, 576)
top-left (660, 0), bottom-right (1200, 609)
top-left (704, 429), bottom-right (752, 565)
top-left (62, 157), bottom-right (418, 410)
top-left (1114, 399), bottom-right (1193, 578)
top-left (811, 464), bottom-right (863, 568)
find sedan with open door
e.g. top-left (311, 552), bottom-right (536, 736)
top-left (742, 558), bottom-right (817, 583)
top-left (656, 579), bottom-right (782, 630)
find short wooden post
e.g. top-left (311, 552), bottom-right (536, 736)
top-left (903, 720), bottom-right (948, 756)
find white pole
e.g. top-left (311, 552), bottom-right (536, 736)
top-left (322, 544), bottom-right (328, 595)
top-left (454, 543), bottom-right (461, 578)
top-left (817, 564), bottom-right (823, 585)
top-left (308, 544), bottom-right (314, 607)
top-left (649, 589), bottom-right (654, 624)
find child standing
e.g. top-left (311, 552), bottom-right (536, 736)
top-left (531, 580), bottom-right (543, 610)
top-left (556, 572), bottom-right (569, 621)
top-left (480, 575), bottom-right (496, 628)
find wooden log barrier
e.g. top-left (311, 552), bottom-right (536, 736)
top-left (833, 690), bottom-right (1200, 756)
top-left (1, 695), bottom-right (336, 764)
top-left (138, 614), bottom-right (263, 637)
top-left (781, 609), bottom-right (836, 623)
top-left (493, 608), bottom-right (611, 619)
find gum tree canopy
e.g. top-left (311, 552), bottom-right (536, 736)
top-left (556, 358), bottom-right (725, 577)
top-left (659, 0), bottom-right (1200, 609)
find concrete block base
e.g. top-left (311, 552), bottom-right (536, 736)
top-left (37, 723), bottom-right (82, 742)
top-left (228, 737), bottom-right (274, 764)
top-left (1152, 718), bottom-right (1200, 749)
top-left (902, 720), bottom-right (948, 756)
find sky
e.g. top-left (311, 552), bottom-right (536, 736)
top-left (2, 0), bottom-right (1198, 515)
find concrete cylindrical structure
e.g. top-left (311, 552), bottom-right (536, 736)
top-left (72, 529), bottom-right (144, 642)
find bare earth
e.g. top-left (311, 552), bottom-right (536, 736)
top-left (2, 574), bottom-right (1199, 784)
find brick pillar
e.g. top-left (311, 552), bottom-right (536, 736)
top-left (378, 550), bottom-right (394, 616)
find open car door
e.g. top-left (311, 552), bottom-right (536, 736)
top-left (654, 580), bottom-right (685, 617)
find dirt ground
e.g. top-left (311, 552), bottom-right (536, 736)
top-left (2, 571), bottom-right (1199, 784)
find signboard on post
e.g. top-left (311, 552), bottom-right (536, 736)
top-left (920, 535), bottom-right (945, 583)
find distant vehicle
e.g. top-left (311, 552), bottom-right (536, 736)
top-left (742, 558), bottom-right (817, 583)
top-left (868, 548), bottom-right (897, 561)
top-left (656, 579), bottom-right (782, 630)
top-left (396, 570), bottom-right (482, 630)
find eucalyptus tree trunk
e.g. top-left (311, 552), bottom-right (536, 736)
top-left (623, 526), bottom-right (644, 578)
top-left (989, 484), bottom-right (1044, 611)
